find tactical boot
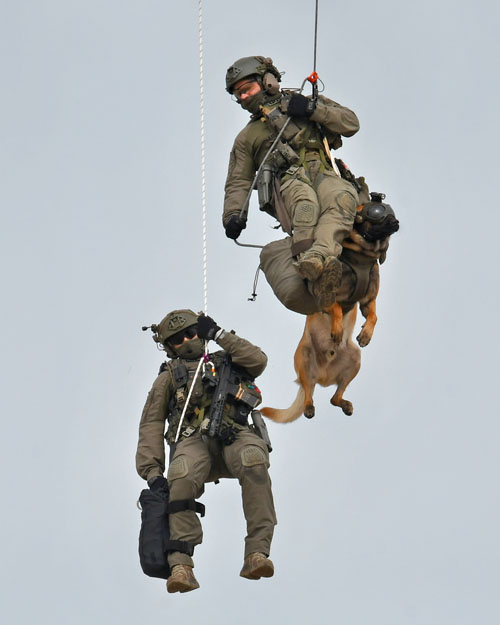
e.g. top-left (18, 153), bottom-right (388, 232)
top-left (295, 254), bottom-right (324, 281)
top-left (240, 552), bottom-right (274, 580)
top-left (312, 255), bottom-right (342, 309)
top-left (166, 564), bottom-right (200, 593)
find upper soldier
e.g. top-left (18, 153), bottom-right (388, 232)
top-left (223, 55), bottom-right (361, 308)
top-left (136, 309), bottom-right (277, 593)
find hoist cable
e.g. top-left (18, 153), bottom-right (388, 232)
top-left (235, 1), bottom-right (323, 249)
top-left (175, 0), bottom-right (208, 442)
top-left (199, 0), bottom-right (208, 314)
top-left (313, 0), bottom-right (319, 73)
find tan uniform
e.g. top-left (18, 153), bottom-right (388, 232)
top-left (136, 331), bottom-right (277, 568)
top-left (224, 94), bottom-right (360, 260)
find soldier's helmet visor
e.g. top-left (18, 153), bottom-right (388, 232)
top-left (166, 324), bottom-right (198, 346)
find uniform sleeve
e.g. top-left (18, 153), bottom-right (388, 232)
top-left (223, 127), bottom-right (257, 225)
top-left (135, 371), bottom-right (172, 482)
top-left (216, 331), bottom-right (268, 378)
top-left (310, 95), bottom-right (360, 138)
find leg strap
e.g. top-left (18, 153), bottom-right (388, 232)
top-left (167, 498), bottom-right (205, 518)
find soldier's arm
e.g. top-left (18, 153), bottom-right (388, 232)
top-left (135, 371), bottom-right (172, 482)
top-left (310, 95), bottom-right (360, 138)
top-left (216, 331), bottom-right (268, 378)
top-left (223, 128), bottom-right (257, 225)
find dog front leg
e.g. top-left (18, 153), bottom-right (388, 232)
top-left (324, 302), bottom-right (344, 344)
top-left (356, 299), bottom-right (377, 347)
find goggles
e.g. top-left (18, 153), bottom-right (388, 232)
top-left (362, 202), bottom-right (396, 224)
top-left (167, 325), bottom-right (198, 346)
top-left (232, 78), bottom-right (258, 100)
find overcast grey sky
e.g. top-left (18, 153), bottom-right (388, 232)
top-left (1, 1), bottom-right (499, 624)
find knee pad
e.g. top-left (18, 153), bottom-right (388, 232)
top-left (241, 445), bottom-right (267, 468)
top-left (167, 455), bottom-right (189, 481)
top-left (335, 189), bottom-right (358, 218)
top-left (292, 201), bottom-right (320, 228)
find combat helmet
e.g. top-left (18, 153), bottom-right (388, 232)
top-left (225, 56), bottom-right (281, 95)
top-left (145, 309), bottom-right (202, 359)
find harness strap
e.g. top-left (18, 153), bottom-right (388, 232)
top-left (340, 251), bottom-right (375, 303)
top-left (272, 176), bottom-right (293, 235)
top-left (291, 238), bottom-right (314, 256)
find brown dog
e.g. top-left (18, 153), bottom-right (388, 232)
top-left (261, 202), bottom-right (398, 422)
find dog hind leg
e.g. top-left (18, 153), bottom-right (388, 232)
top-left (294, 322), bottom-right (317, 419)
top-left (329, 352), bottom-right (361, 415)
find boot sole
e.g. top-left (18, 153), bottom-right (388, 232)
top-left (240, 563), bottom-right (274, 580)
top-left (167, 580), bottom-right (200, 593)
top-left (313, 257), bottom-right (342, 309)
top-left (297, 258), bottom-right (324, 281)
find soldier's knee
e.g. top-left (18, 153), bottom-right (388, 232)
top-left (167, 454), bottom-right (195, 497)
top-left (167, 454), bottom-right (189, 481)
top-left (334, 189), bottom-right (358, 218)
top-left (239, 445), bottom-right (270, 484)
top-left (241, 444), bottom-right (268, 468)
top-left (292, 201), bottom-right (320, 228)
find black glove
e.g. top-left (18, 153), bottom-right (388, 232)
top-left (197, 313), bottom-right (221, 341)
top-left (224, 215), bottom-right (247, 240)
top-left (148, 476), bottom-right (169, 492)
top-left (287, 93), bottom-right (316, 118)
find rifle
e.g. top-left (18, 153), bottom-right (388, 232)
top-left (202, 354), bottom-right (264, 442)
top-left (206, 354), bottom-right (234, 439)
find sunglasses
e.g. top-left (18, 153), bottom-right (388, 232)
top-left (167, 325), bottom-right (198, 346)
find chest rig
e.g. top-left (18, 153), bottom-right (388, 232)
top-left (163, 352), bottom-right (262, 445)
top-left (261, 97), bottom-right (326, 172)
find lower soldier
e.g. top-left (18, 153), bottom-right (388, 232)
top-left (136, 309), bottom-right (277, 593)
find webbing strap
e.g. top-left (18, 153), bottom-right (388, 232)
top-left (291, 238), bottom-right (314, 256)
top-left (164, 539), bottom-right (195, 557)
top-left (167, 498), bottom-right (206, 518)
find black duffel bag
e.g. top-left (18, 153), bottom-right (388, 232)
top-left (138, 482), bottom-right (205, 579)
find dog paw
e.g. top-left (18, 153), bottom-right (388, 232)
top-left (341, 400), bottom-right (353, 416)
top-left (304, 404), bottom-right (315, 419)
top-left (331, 331), bottom-right (343, 345)
top-left (356, 330), bottom-right (371, 347)
top-left (331, 397), bottom-right (353, 416)
top-left (340, 399), bottom-right (354, 417)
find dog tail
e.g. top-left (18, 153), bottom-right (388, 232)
top-left (261, 386), bottom-right (305, 423)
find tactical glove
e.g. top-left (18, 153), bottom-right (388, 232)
top-left (197, 313), bottom-right (221, 341)
top-left (224, 215), bottom-right (247, 240)
top-left (148, 476), bottom-right (169, 492)
top-left (287, 93), bottom-right (316, 118)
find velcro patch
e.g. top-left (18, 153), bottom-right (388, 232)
top-left (293, 203), bottom-right (316, 226)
